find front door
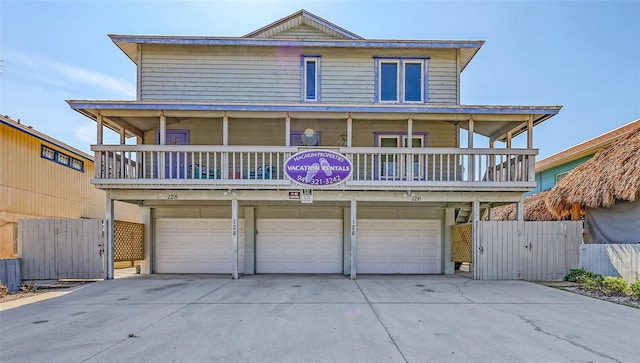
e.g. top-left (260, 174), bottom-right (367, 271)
top-left (157, 130), bottom-right (189, 178)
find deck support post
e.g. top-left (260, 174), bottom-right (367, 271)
top-left (468, 117), bottom-right (475, 181)
top-left (350, 199), bottom-right (357, 280)
top-left (231, 198), bottom-right (239, 280)
top-left (471, 199), bottom-right (480, 279)
top-left (105, 192), bottom-right (115, 280)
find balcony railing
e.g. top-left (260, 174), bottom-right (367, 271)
top-left (91, 145), bottom-right (536, 191)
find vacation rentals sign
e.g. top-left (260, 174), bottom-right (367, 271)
top-left (284, 150), bottom-right (352, 188)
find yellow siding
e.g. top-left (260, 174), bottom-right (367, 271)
top-left (0, 122), bottom-right (140, 257)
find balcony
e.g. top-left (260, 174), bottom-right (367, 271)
top-left (91, 145), bottom-right (536, 191)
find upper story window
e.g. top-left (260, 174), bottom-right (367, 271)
top-left (40, 144), bottom-right (84, 173)
top-left (302, 56), bottom-right (321, 102)
top-left (376, 58), bottom-right (428, 103)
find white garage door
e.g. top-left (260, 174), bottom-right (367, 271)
top-left (156, 218), bottom-right (244, 273)
top-left (357, 219), bottom-right (441, 274)
top-left (256, 219), bottom-right (343, 273)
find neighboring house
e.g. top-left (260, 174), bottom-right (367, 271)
top-left (546, 125), bottom-right (640, 243)
top-left (528, 119), bottom-right (640, 195)
top-left (0, 115), bottom-right (140, 258)
top-left (66, 10), bottom-right (561, 279)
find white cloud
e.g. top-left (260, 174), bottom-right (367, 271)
top-left (54, 62), bottom-right (136, 98)
top-left (75, 121), bottom-right (96, 145)
top-left (2, 49), bottom-right (135, 98)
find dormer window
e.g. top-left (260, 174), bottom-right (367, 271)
top-left (302, 56), bottom-right (321, 102)
top-left (376, 57), bottom-right (428, 103)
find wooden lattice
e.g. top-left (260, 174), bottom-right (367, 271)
top-left (114, 220), bottom-right (144, 261)
top-left (451, 223), bottom-right (473, 263)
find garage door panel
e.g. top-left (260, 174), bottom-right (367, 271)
top-left (156, 218), bottom-right (244, 273)
top-left (257, 219), bottom-right (342, 273)
top-left (358, 219), bottom-right (441, 274)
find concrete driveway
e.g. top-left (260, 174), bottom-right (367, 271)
top-left (1, 275), bottom-right (638, 363)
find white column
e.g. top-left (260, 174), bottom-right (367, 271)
top-left (468, 117), bottom-right (475, 181)
top-left (407, 115), bottom-right (413, 147)
top-left (105, 192), bottom-right (115, 280)
top-left (140, 206), bottom-right (152, 274)
top-left (223, 112), bottom-right (229, 146)
top-left (346, 114), bottom-right (352, 147)
top-left (96, 113), bottom-right (104, 145)
top-left (285, 113), bottom-right (291, 146)
top-left (527, 115), bottom-right (534, 149)
top-left (231, 198), bottom-right (239, 280)
top-left (159, 113), bottom-right (166, 145)
top-left (119, 128), bottom-right (126, 145)
top-left (472, 199), bottom-right (480, 280)
top-left (516, 200), bottom-right (524, 222)
top-left (350, 199), bottom-right (357, 280)
top-left (223, 113), bottom-right (229, 179)
top-left (444, 208), bottom-right (456, 275)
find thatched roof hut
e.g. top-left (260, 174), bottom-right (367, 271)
top-left (493, 190), bottom-right (558, 221)
top-left (545, 126), bottom-right (640, 219)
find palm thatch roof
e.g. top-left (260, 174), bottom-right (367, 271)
top-left (545, 126), bottom-right (640, 218)
top-left (493, 190), bottom-right (558, 221)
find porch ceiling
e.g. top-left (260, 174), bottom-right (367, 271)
top-left (67, 100), bottom-right (561, 142)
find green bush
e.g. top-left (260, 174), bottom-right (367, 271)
top-left (0, 283), bottom-right (7, 298)
top-left (565, 267), bottom-right (599, 282)
top-left (631, 280), bottom-right (640, 300)
top-left (578, 274), bottom-right (605, 293)
top-left (601, 276), bottom-right (630, 296)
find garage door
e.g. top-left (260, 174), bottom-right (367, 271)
top-left (357, 219), bottom-right (441, 274)
top-left (256, 219), bottom-right (342, 273)
top-left (156, 218), bottom-right (244, 273)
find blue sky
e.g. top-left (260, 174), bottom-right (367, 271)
top-left (1, 0), bottom-right (638, 158)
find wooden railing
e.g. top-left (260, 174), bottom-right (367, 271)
top-left (91, 145), bottom-right (536, 190)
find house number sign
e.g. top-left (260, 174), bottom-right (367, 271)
top-left (284, 150), bottom-right (352, 188)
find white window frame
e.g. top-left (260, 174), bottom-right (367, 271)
top-left (302, 56), bottom-right (321, 102)
top-left (378, 60), bottom-right (401, 103)
top-left (376, 58), bottom-right (427, 104)
top-left (402, 60), bottom-right (425, 103)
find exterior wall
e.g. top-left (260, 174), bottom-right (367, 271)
top-left (528, 155), bottom-right (593, 194)
top-left (140, 45), bottom-right (458, 105)
top-left (144, 118), bottom-right (457, 148)
top-left (0, 121), bottom-right (140, 257)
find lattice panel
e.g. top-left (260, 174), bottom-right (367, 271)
top-left (451, 223), bottom-right (473, 263)
top-left (114, 221), bottom-right (144, 261)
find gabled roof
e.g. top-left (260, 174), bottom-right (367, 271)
top-left (536, 119), bottom-right (640, 172)
top-left (109, 10), bottom-right (483, 71)
top-left (244, 9), bottom-right (364, 40)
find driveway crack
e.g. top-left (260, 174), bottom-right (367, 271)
top-left (512, 312), bottom-right (622, 363)
top-left (456, 279), bottom-right (473, 303)
top-left (355, 280), bottom-right (408, 363)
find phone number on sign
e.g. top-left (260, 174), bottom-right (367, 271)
top-left (296, 175), bottom-right (342, 185)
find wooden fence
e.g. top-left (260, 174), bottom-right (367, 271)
top-left (580, 244), bottom-right (640, 283)
top-left (475, 221), bottom-right (582, 281)
top-left (18, 219), bottom-right (104, 280)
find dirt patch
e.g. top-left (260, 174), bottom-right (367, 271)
top-left (0, 290), bottom-right (47, 304)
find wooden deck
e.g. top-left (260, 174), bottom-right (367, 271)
top-left (91, 145), bottom-right (537, 191)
